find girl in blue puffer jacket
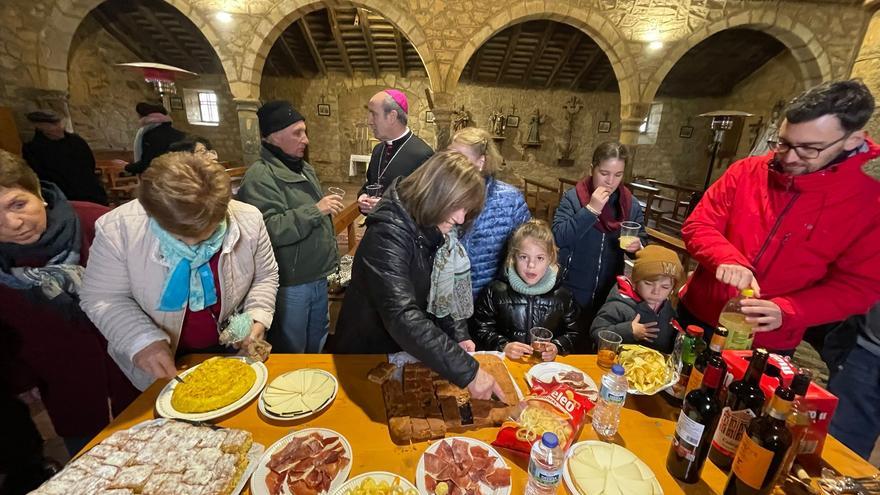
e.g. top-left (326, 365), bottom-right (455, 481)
top-left (452, 127), bottom-right (530, 300)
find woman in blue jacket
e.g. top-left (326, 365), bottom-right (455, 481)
top-left (552, 141), bottom-right (645, 344)
top-left (452, 127), bottom-right (530, 301)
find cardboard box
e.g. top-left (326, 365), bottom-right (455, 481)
top-left (722, 350), bottom-right (838, 460)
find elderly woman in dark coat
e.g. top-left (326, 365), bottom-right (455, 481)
top-left (330, 151), bottom-right (505, 399)
top-left (0, 150), bottom-right (137, 455)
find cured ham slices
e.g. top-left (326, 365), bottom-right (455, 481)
top-left (421, 439), bottom-right (511, 495)
top-left (263, 431), bottom-right (350, 495)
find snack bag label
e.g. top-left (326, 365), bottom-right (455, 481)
top-left (492, 382), bottom-right (593, 455)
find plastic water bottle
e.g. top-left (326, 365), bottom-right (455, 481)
top-left (592, 363), bottom-right (628, 438)
top-left (526, 432), bottom-right (564, 495)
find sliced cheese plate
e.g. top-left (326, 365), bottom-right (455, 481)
top-left (258, 368), bottom-right (338, 421)
top-left (563, 441), bottom-right (662, 495)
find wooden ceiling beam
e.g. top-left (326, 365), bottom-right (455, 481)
top-left (568, 45), bottom-right (600, 90)
top-left (521, 23), bottom-right (555, 86)
top-left (327, 8), bottom-right (353, 77)
top-left (278, 34), bottom-right (305, 77)
top-left (469, 47), bottom-right (484, 81)
top-left (137, 8), bottom-right (207, 73)
top-left (495, 24), bottom-right (522, 84)
top-left (92, 8), bottom-right (158, 65)
top-left (545, 34), bottom-right (581, 89)
top-left (393, 30), bottom-right (406, 78)
top-left (595, 69), bottom-right (616, 92)
top-left (298, 17), bottom-right (327, 76)
top-left (357, 9), bottom-right (381, 78)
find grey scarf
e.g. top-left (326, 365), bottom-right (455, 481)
top-left (427, 228), bottom-right (474, 320)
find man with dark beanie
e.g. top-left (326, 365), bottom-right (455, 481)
top-left (125, 102), bottom-right (185, 175)
top-left (237, 100), bottom-right (341, 353)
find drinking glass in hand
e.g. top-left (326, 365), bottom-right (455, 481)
top-left (597, 330), bottom-right (622, 370)
top-left (529, 327), bottom-right (553, 362)
top-left (327, 186), bottom-right (346, 199)
top-left (365, 184), bottom-right (383, 197)
top-left (619, 221), bottom-right (641, 250)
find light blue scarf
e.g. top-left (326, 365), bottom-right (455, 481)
top-left (507, 264), bottom-right (558, 296)
top-left (150, 218), bottom-right (228, 312)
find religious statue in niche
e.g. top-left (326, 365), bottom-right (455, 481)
top-left (526, 109), bottom-right (545, 145)
top-left (452, 105), bottom-right (471, 133)
top-left (558, 96), bottom-right (583, 167)
top-left (489, 108), bottom-right (507, 136)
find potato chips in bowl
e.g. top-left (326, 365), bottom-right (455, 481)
top-left (617, 345), bottom-right (677, 395)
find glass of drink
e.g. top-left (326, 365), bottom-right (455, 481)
top-left (529, 327), bottom-right (553, 362)
top-left (619, 221), bottom-right (641, 250)
top-left (365, 184), bottom-right (383, 197)
top-left (327, 186), bottom-right (346, 198)
top-left (597, 330), bottom-right (622, 370)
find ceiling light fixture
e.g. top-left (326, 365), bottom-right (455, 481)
top-left (215, 11), bottom-right (233, 23)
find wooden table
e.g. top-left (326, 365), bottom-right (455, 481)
top-left (83, 354), bottom-right (878, 494)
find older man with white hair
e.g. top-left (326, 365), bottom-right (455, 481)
top-left (357, 89), bottom-right (433, 214)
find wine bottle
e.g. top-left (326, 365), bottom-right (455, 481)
top-left (773, 369), bottom-right (813, 488)
top-left (709, 348), bottom-right (769, 470)
top-left (668, 325), bottom-right (706, 403)
top-left (666, 355), bottom-right (727, 483)
top-left (723, 385), bottom-right (795, 495)
top-left (684, 326), bottom-right (729, 397)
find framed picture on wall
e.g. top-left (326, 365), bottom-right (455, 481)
top-left (506, 115), bottom-right (520, 128)
top-left (425, 111), bottom-right (435, 123)
top-left (317, 103), bottom-right (331, 116)
top-left (597, 121), bottom-right (611, 133)
top-left (169, 96), bottom-right (184, 111)
top-left (679, 125), bottom-right (694, 138)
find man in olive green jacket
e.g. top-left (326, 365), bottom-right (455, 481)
top-left (237, 101), bottom-right (342, 353)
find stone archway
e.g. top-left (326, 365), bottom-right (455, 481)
top-left (445, 1), bottom-right (640, 112)
top-left (38, 0), bottom-right (229, 93)
top-left (642, 9), bottom-right (832, 103)
top-left (235, 0), bottom-right (440, 101)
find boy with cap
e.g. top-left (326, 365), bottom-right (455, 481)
top-left (22, 110), bottom-right (108, 205)
top-left (237, 100), bottom-right (341, 353)
top-left (357, 89), bottom-right (433, 214)
top-left (590, 245), bottom-right (685, 353)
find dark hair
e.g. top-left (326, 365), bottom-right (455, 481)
top-left (168, 136), bottom-right (214, 153)
top-left (785, 79), bottom-right (875, 132)
top-left (398, 150), bottom-right (484, 232)
top-left (591, 141), bottom-right (629, 167)
top-left (135, 102), bottom-right (167, 117)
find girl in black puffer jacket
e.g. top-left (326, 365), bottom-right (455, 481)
top-left (472, 220), bottom-right (581, 360)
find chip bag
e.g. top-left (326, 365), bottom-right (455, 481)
top-left (493, 380), bottom-right (594, 454)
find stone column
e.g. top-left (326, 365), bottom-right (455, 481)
top-left (618, 102), bottom-right (651, 183)
top-left (21, 88), bottom-right (73, 132)
top-left (235, 98), bottom-right (261, 166)
top-left (431, 92), bottom-right (455, 150)
top-left (852, 2), bottom-right (880, 140)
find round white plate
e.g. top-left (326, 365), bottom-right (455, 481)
top-left (332, 471), bottom-right (417, 495)
top-left (250, 428), bottom-right (352, 495)
top-left (257, 369), bottom-right (339, 421)
top-left (416, 437), bottom-right (511, 495)
top-left (155, 357), bottom-right (268, 421)
top-left (562, 441), bottom-right (662, 495)
top-left (525, 362), bottom-right (599, 400)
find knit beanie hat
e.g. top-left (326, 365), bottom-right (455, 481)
top-left (631, 245), bottom-right (685, 287)
top-left (257, 100), bottom-right (305, 137)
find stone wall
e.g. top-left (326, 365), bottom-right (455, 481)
top-left (67, 17), bottom-right (242, 161)
top-left (259, 46), bottom-right (802, 188)
top-left (852, 6), bottom-right (880, 179)
top-left (261, 73), bottom-right (436, 183)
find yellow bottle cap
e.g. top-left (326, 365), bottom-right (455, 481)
top-left (742, 288), bottom-right (755, 297)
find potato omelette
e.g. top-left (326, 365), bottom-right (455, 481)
top-left (171, 357), bottom-right (256, 413)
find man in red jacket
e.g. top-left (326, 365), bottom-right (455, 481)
top-left (679, 79), bottom-right (880, 354)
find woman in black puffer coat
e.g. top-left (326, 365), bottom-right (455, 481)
top-left (330, 151), bottom-right (506, 399)
top-left (472, 220), bottom-right (581, 360)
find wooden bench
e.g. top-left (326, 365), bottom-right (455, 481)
top-left (646, 227), bottom-right (693, 271)
top-left (522, 177), bottom-right (559, 221)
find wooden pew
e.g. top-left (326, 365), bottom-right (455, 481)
top-left (646, 179), bottom-right (702, 221)
top-left (646, 227), bottom-right (693, 270)
top-left (522, 177), bottom-right (558, 221)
